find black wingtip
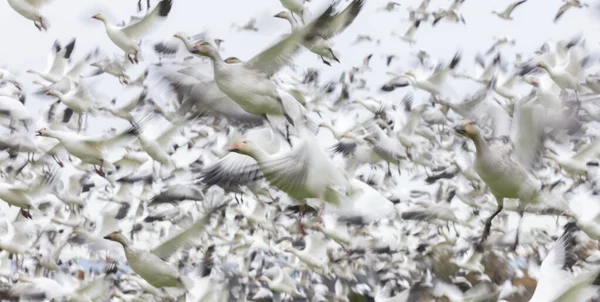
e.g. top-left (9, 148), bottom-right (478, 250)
top-left (62, 108), bottom-right (74, 123)
top-left (158, 0), bottom-right (173, 17)
top-left (52, 40), bottom-right (61, 54)
top-left (64, 38), bottom-right (76, 59)
top-left (450, 51), bottom-right (462, 69)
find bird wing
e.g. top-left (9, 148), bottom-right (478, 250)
top-left (404, 20), bottom-right (420, 38)
top-left (199, 153), bottom-right (263, 190)
top-left (46, 40), bottom-right (67, 76)
top-left (506, 0), bottom-right (527, 15)
top-left (260, 138), bottom-right (311, 197)
top-left (66, 47), bottom-right (99, 79)
top-left (122, 0), bottom-right (173, 40)
top-left (554, 3), bottom-right (570, 22)
top-left (244, 0), bottom-right (365, 77)
top-left (151, 202), bottom-right (225, 260)
top-left (510, 91), bottom-right (544, 169)
top-left (530, 234), bottom-right (575, 301)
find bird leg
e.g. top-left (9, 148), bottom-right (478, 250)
top-left (20, 207), bottom-right (32, 219)
top-left (320, 56), bottom-right (332, 66)
top-left (328, 48), bottom-right (340, 63)
top-left (51, 155), bottom-right (63, 167)
top-left (478, 198), bottom-right (504, 246)
top-left (95, 160), bottom-right (105, 177)
top-left (285, 125), bottom-right (292, 147)
top-left (290, 10), bottom-right (298, 22)
top-left (511, 210), bottom-right (524, 252)
top-left (127, 53), bottom-right (136, 65)
top-left (276, 97), bottom-right (295, 126)
top-left (297, 204), bottom-right (308, 236)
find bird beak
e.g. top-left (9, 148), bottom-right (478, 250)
top-left (45, 91), bottom-right (52, 96)
top-left (228, 144), bottom-right (240, 153)
top-left (103, 234), bottom-right (112, 240)
top-left (454, 125), bottom-right (467, 136)
top-left (91, 14), bottom-right (100, 20)
top-left (14, 83), bottom-right (21, 91)
top-left (35, 130), bottom-right (42, 136)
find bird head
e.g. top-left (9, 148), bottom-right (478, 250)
top-left (103, 231), bottom-right (127, 244)
top-left (35, 127), bottom-right (47, 136)
top-left (228, 139), bottom-right (252, 155)
top-left (454, 120), bottom-right (480, 138)
top-left (274, 11), bottom-right (290, 19)
top-left (91, 13), bottom-right (105, 21)
top-left (190, 41), bottom-right (215, 57)
top-left (173, 32), bottom-right (186, 41)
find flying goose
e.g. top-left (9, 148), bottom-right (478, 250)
top-left (491, 0), bottom-right (528, 20)
top-left (554, 0), bottom-right (588, 22)
top-left (7, 0), bottom-right (54, 30)
top-left (273, 0), bottom-right (365, 66)
top-left (92, 0), bottom-right (173, 64)
top-left (27, 39), bottom-right (76, 84)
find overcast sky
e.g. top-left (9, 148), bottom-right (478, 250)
top-left (0, 0), bottom-right (596, 130)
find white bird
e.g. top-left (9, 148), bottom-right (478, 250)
top-left (280, 0), bottom-right (305, 23)
top-left (92, 0), bottom-right (173, 63)
top-left (491, 0), bottom-right (528, 20)
top-left (529, 233), bottom-right (600, 301)
top-left (27, 39), bottom-right (76, 84)
top-left (7, 0), bottom-right (54, 30)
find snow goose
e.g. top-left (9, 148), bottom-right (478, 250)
top-left (27, 38), bottom-right (76, 84)
top-left (280, 0), bottom-right (305, 23)
top-left (90, 54), bottom-right (132, 83)
top-left (554, 0), bottom-right (588, 22)
top-left (536, 56), bottom-right (587, 94)
top-left (189, 0), bottom-right (362, 125)
top-left (0, 165), bottom-right (58, 218)
top-left (189, 41), bottom-right (297, 125)
top-left (92, 0), bottom-right (173, 63)
top-left (453, 98), bottom-right (545, 247)
top-left (198, 126), bottom-right (279, 196)
top-left (46, 82), bottom-right (98, 130)
top-left (274, 0), bottom-right (365, 66)
top-left (153, 31), bottom-right (208, 58)
top-left (544, 139), bottom-right (600, 179)
top-left (491, 0), bottom-right (528, 20)
top-left (395, 19), bottom-right (421, 45)
top-left (7, 0), bottom-right (54, 30)
top-left (529, 232), bottom-right (600, 301)
top-left (158, 59), bottom-right (265, 126)
top-left (392, 51), bottom-right (461, 96)
top-left (133, 117), bottom-right (186, 173)
top-left (103, 231), bottom-right (190, 289)
top-left (35, 124), bottom-right (139, 175)
top-left (228, 122), bottom-right (352, 232)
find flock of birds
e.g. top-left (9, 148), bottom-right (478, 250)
top-left (2, 0), bottom-right (600, 301)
